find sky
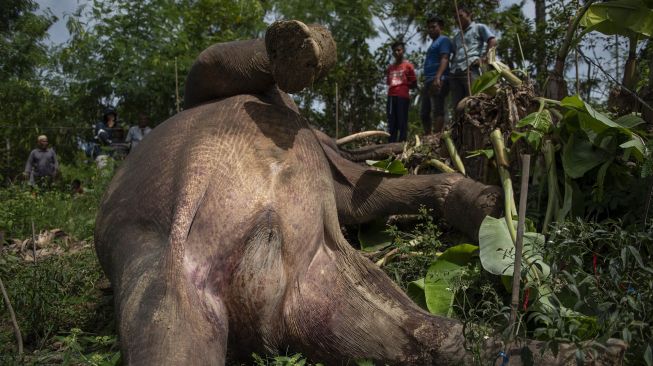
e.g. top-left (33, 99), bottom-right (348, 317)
top-left (35, 0), bottom-right (617, 101)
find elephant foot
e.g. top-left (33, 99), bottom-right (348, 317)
top-left (265, 20), bottom-right (336, 93)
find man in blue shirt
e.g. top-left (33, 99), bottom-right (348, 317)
top-left (450, 6), bottom-right (497, 117)
top-left (421, 15), bottom-right (452, 135)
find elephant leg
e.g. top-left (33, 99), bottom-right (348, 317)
top-left (112, 241), bottom-right (228, 365)
top-left (265, 20), bottom-right (336, 93)
top-left (284, 233), bottom-right (623, 365)
top-left (319, 141), bottom-right (501, 239)
top-left (184, 20), bottom-right (336, 108)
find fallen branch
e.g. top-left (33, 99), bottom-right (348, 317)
top-left (375, 247), bottom-right (400, 267)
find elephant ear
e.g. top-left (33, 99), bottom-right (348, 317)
top-left (314, 130), bottom-right (377, 187)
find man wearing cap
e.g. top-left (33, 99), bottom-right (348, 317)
top-left (24, 135), bottom-right (59, 186)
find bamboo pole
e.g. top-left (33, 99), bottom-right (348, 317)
top-left (335, 82), bottom-right (339, 139)
top-left (509, 154), bottom-right (531, 335)
top-left (542, 140), bottom-right (559, 235)
top-left (452, 0), bottom-right (472, 93)
top-left (31, 219), bottom-right (37, 264)
top-left (175, 57), bottom-right (181, 113)
top-left (0, 276), bottom-right (23, 355)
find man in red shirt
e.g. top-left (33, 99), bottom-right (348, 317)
top-left (386, 41), bottom-right (417, 142)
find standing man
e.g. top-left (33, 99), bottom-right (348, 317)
top-left (449, 6), bottom-right (497, 114)
top-left (24, 135), bottom-right (58, 186)
top-left (126, 113), bottom-right (153, 151)
top-left (386, 41), bottom-right (417, 142)
top-left (421, 15), bottom-right (452, 135)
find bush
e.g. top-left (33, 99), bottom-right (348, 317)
top-left (0, 248), bottom-right (113, 350)
top-left (0, 157), bottom-right (113, 241)
top-left (0, 156), bottom-right (118, 364)
top-left (537, 220), bottom-right (653, 365)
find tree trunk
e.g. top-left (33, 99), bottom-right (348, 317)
top-left (545, 0), bottom-right (596, 100)
top-left (535, 0), bottom-right (547, 86)
top-left (644, 40), bottom-right (653, 124)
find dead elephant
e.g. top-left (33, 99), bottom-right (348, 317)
top-left (95, 21), bottom-right (624, 365)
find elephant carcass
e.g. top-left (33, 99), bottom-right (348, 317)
top-left (95, 20), bottom-right (624, 365)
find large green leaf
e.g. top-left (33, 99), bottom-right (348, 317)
top-left (580, 0), bottom-right (653, 38)
top-left (561, 134), bottom-right (610, 179)
top-left (620, 135), bottom-right (647, 161)
top-left (478, 216), bottom-right (549, 278)
top-left (407, 278), bottom-right (427, 309)
top-left (561, 96), bottom-right (621, 131)
top-left (615, 114), bottom-right (647, 128)
top-left (516, 109), bottom-right (553, 132)
top-left (560, 96), bottom-right (646, 165)
top-left (424, 244), bottom-right (479, 316)
top-left (365, 158), bottom-right (408, 175)
top-left (358, 218), bottom-right (393, 252)
top-left (471, 70), bottom-right (501, 95)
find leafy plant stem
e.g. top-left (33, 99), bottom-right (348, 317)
top-left (536, 97), bottom-right (562, 106)
top-left (443, 130), bottom-right (466, 175)
top-left (509, 154), bottom-right (531, 337)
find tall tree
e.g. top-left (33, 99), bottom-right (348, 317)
top-left (55, 0), bottom-right (269, 128)
top-left (534, 0), bottom-right (547, 84)
top-left (0, 0), bottom-right (60, 181)
top-left (270, 0), bottom-right (382, 136)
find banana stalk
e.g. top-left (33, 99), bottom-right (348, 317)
top-left (487, 47), bottom-right (522, 87)
top-left (442, 130), bottom-right (466, 175)
top-left (490, 129), bottom-right (517, 243)
top-left (426, 159), bottom-right (456, 173)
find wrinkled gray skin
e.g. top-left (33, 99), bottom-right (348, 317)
top-left (96, 22), bottom-right (623, 366)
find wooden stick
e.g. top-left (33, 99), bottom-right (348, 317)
top-left (335, 82), bottom-right (339, 139)
top-left (0, 275), bottom-right (23, 355)
top-left (31, 219), bottom-right (37, 264)
top-left (509, 154), bottom-right (531, 335)
top-left (453, 0), bottom-right (472, 93)
top-left (375, 248), bottom-right (399, 267)
top-left (175, 57), bottom-right (181, 113)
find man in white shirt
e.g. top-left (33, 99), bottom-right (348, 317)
top-left (126, 113), bottom-right (153, 151)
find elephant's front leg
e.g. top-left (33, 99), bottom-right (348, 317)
top-left (322, 144), bottom-right (502, 239)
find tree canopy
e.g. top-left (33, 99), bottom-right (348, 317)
top-left (1, 0), bottom-right (652, 180)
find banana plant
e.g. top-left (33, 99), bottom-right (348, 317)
top-left (579, 0), bottom-right (653, 90)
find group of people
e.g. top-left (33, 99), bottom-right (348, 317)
top-left (93, 108), bottom-right (153, 153)
top-left (385, 6), bottom-right (497, 142)
top-left (23, 108), bottom-right (153, 187)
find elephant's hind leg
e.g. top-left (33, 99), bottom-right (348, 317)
top-left (114, 245), bottom-right (228, 365)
